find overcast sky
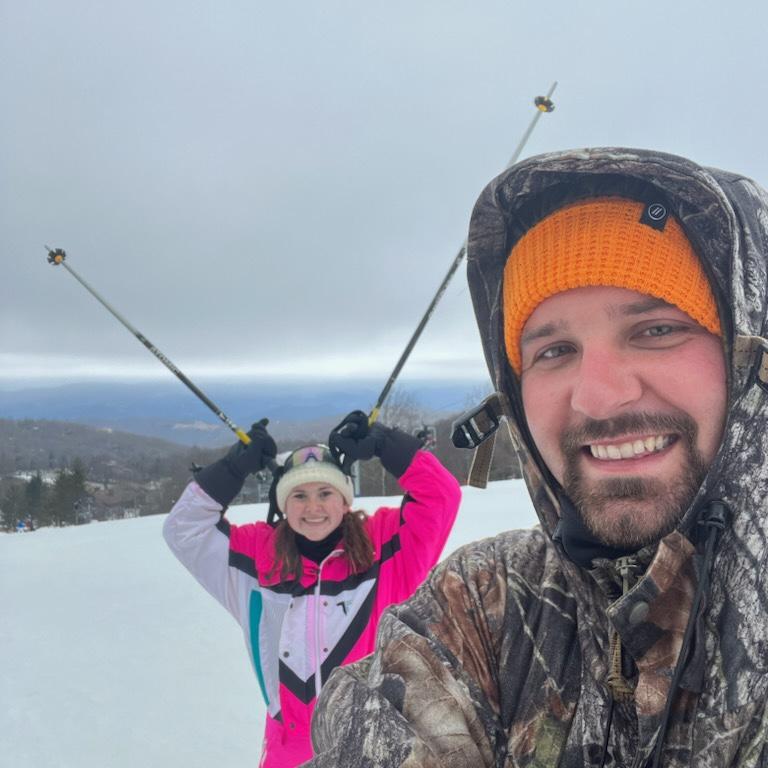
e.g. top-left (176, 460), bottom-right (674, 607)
top-left (3, 1), bottom-right (767, 387)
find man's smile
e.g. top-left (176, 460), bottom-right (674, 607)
top-left (586, 433), bottom-right (676, 461)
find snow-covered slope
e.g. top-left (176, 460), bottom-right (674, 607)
top-left (2, 480), bottom-right (537, 768)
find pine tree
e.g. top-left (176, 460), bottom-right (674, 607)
top-left (1, 481), bottom-right (24, 531)
top-left (24, 472), bottom-right (46, 529)
top-left (47, 459), bottom-right (88, 526)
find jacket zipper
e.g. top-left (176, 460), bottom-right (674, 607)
top-left (313, 549), bottom-right (345, 700)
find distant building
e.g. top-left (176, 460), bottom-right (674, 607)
top-left (13, 470), bottom-right (56, 485)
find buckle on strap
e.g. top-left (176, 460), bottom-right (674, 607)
top-left (451, 394), bottom-right (504, 489)
top-left (451, 394), bottom-right (502, 449)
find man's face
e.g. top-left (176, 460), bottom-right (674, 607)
top-left (519, 286), bottom-right (727, 548)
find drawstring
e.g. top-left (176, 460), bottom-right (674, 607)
top-left (649, 500), bottom-right (729, 768)
top-left (607, 557), bottom-right (640, 703)
top-left (607, 631), bottom-right (635, 701)
top-left (598, 696), bottom-right (616, 768)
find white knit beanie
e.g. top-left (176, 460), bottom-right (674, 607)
top-left (275, 447), bottom-right (354, 512)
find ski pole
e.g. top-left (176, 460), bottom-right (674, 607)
top-left (367, 83), bottom-right (557, 426)
top-left (46, 247), bottom-right (277, 468)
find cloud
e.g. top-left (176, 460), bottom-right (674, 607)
top-left (3, 1), bottom-right (767, 385)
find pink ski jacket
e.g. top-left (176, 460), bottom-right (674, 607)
top-left (163, 450), bottom-right (460, 768)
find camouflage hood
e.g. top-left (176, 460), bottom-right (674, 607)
top-left (467, 148), bottom-right (768, 532)
top-left (466, 146), bottom-right (768, 714)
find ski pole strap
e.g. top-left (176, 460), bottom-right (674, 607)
top-left (451, 393), bottom-right (503, 488)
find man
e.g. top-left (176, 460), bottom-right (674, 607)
top-left (304, 148), bottom-right (768, 767)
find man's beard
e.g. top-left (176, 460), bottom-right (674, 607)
top-left (561, 412), bottom-right (708, 548)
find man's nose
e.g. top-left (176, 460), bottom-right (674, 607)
top-left (569, 349), bottom-right (643, 420)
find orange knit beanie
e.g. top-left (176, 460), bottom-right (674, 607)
top-left (503, 197), bottom-right (721, 373)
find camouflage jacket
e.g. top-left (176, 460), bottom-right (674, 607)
top-left (306, 149), bottom-right (768, 767)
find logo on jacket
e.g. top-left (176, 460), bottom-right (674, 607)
top-left (337, 599), bottom-right (350, 615)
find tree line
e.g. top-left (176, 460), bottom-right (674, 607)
top-left (1, 461), bottom-right (88, 530)
top-left (1, 391), bottom-right (524, 532)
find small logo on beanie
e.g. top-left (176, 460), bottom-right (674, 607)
top-left (640, 201), bottom-right (669, 231)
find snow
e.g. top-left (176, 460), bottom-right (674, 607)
top-left (2, 480), bottom-right (537, 767)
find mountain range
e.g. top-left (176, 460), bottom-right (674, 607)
top-left (0, 378), bottom-right (490, 446)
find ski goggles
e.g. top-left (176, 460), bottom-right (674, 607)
top-left (282, 444), bottom-right (341, 472)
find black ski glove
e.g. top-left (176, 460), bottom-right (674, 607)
top-left (329, 410), bottom-right (422, 478)
top-left (194, 419), bottom-right (277, 507)
top-left (329, 411), bottom-right (377, 472)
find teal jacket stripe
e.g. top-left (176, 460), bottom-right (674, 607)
top-left (249, 590), bottom-right (269, 707)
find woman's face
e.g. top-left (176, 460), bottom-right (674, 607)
top-left (284, 482), bottom-right (349, 541)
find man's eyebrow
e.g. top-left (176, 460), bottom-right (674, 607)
top-left (520, 298), bottom-right (675, 346)
top-left (520, 320), bottom-right (567, 346)
top-left (617, 297), bottom-right (675, 316)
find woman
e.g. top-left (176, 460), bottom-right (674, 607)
top-left (163, 411), bottom-right (460, 768)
